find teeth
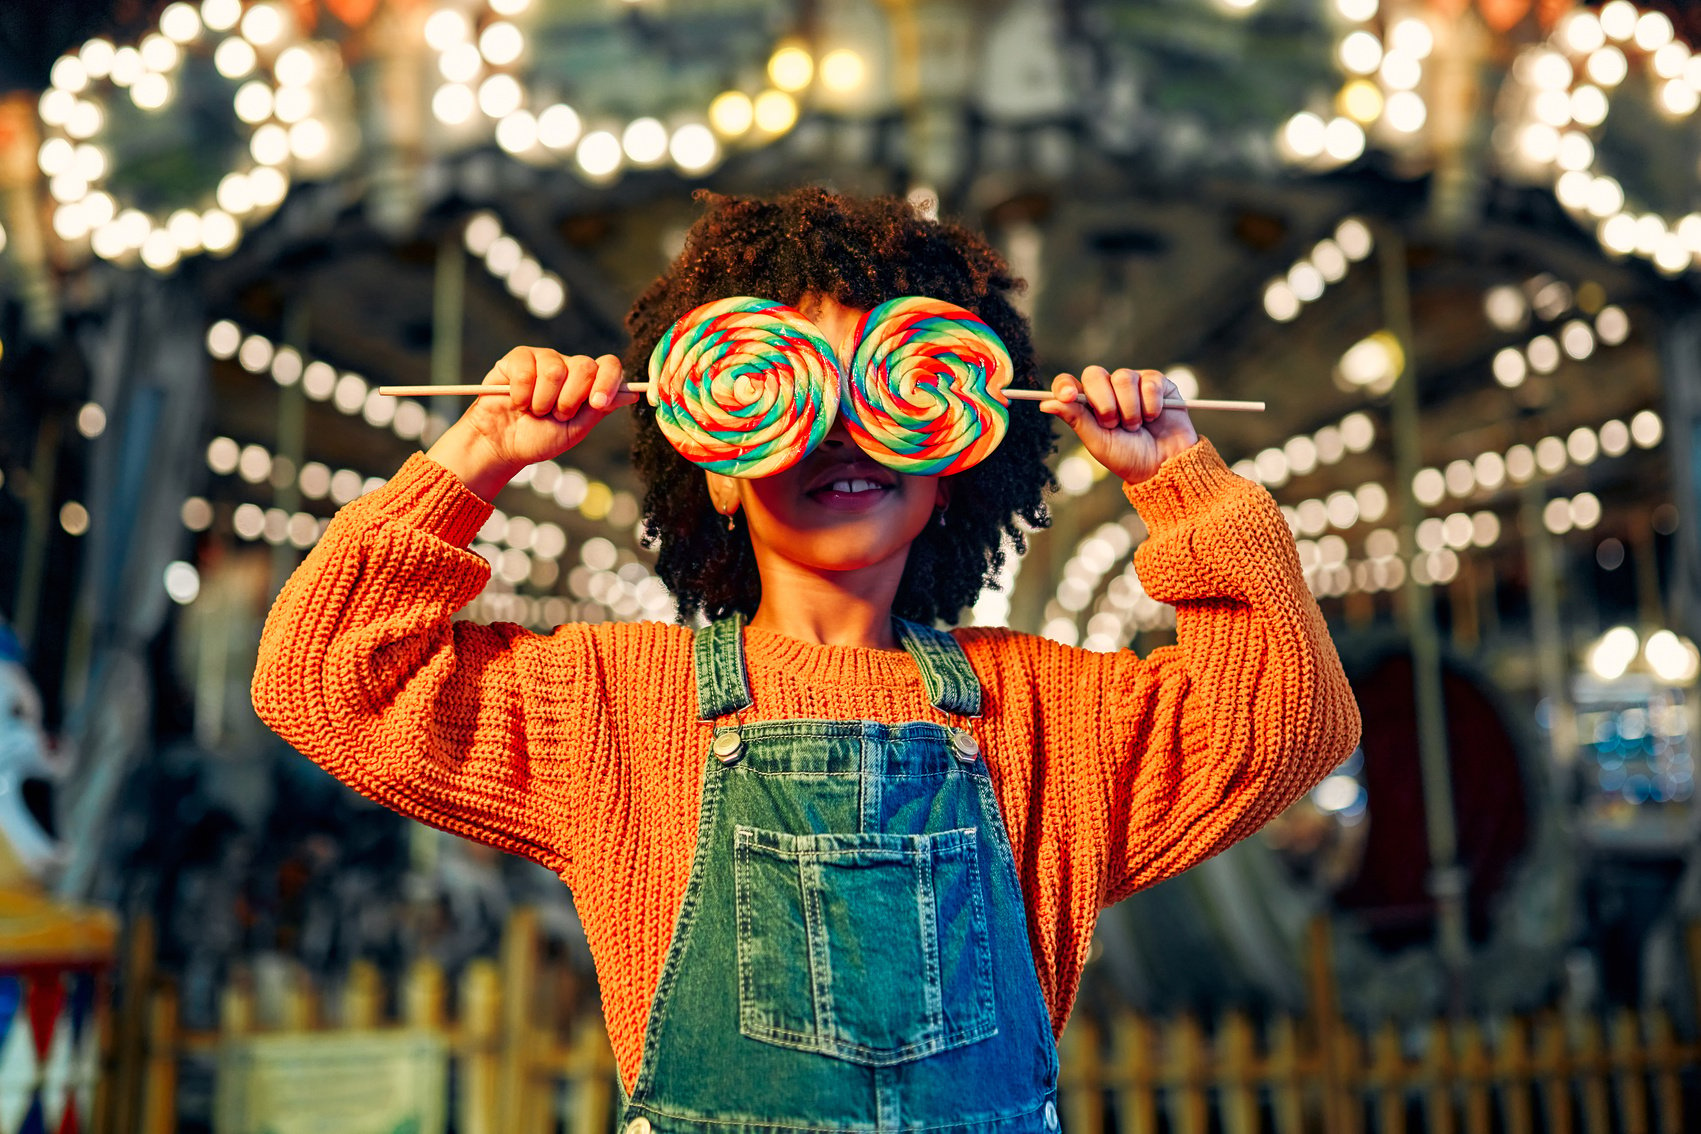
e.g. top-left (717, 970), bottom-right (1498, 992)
top-left (827, 478), bottom-right (883, 493)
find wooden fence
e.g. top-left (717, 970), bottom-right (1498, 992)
top-left (105, 908), bottom-right (616, 1134)
top-left (102, 913), bottom-right (1701, 1134)
top-left (1058, 921), bottom-right (1701, 1134)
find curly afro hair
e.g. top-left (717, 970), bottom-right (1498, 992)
top-left (626, 187), bottom-right (1057, 627)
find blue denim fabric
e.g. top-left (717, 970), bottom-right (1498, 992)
top-left (620, 615), bottom-right (1060, 1134)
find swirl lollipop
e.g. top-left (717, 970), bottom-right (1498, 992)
top-left (646, 296), bottom-right (842, 478)
top-left (843, 297), bottom-right (1014, 476)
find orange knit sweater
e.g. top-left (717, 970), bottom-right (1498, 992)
top-left (251, 439), bottom-right (1360, 1089)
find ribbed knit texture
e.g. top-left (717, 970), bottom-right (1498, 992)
top-left (251, 439), bottom-right (1361, 1090)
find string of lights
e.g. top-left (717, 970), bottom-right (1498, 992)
top-left (190, 313), bottom-right (668, 627)
top-left (39, 0), bottom-right (353, 272)
top-left (1505, 3), bottom-right (1701, 275)
top-left (423, 1), bottom-right (859, 180)
top-left (462, 211), bottom-right (567, 321)
top-left (1262, 218), bottom-right (1375, 324)
top-left (1279, 0), bottom-right (1432, 168)
top-left (1042, 383), bottom-right (1664, 648)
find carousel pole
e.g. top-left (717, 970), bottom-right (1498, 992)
top-left (270, 303), bottom-right (309, 596)
top-left (1378, 224), bottom-right (1469, 1013)
top-left (432, 227), bottom-right (465, 390)
top-left (1520, 481), bottom-right (1574, 775)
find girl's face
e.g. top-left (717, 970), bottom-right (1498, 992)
top-left (704, 294), bottom-right (949, 573)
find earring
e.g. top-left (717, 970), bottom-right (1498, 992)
top-left (727, 512), bottom-right (736, 531)
top-left (936, 507), bottom-right (948, 528)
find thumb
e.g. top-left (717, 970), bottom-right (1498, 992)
top-left (1038, 389), bottom-right (1101, 442)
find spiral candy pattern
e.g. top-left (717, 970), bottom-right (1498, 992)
top-left (647, 296), bottom-right (842, 478)
top-left (844, 296), bottom-right (1014, 476)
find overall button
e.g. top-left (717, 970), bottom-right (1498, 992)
top-left (1044, 1100), bottom-right (1059, 1130)
top-left (951, 729), bottom-right (980, 762)
top-left (711, 730), bottom-right (744, 765)
top-left (626, 1118), bottom-right (653, 1134)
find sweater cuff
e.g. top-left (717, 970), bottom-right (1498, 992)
top-left (362, 452), bottom-right (495, 548)
top-left (1121, 438), bottom-right (1241, 530)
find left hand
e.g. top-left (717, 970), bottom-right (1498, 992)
top-left (1040, 367), bottom-right (1200, 485)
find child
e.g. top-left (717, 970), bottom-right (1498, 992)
top-left (252, 188), bottom-right (1360, 1133)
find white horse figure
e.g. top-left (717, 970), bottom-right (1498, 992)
top-left (0, 623), bottom-right (114, 962)
top-left (0, 625), bottom-right (63, 882)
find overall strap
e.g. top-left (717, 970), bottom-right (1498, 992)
top-left (895, 618), bottom-right (982, 718)
top-left (694, 613), bottom-right (754, 720)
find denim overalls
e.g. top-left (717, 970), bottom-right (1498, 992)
top-left (618, 615), bottom-right (1061, 1134)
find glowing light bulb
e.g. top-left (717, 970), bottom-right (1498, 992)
top-left (753, 89), bottom-right (798, 134)
top-left (820, 49), bottom-right (865, 93)
top-left (768, 45), bottom-right (813, 92)
top-left (709, 91), bottom-right (754, 137)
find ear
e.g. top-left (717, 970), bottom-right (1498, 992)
top-left (704, 469), bottom-right (740, 515)
top-left (934, 477), bottom-right (951, 511)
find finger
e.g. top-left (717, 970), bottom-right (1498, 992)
top-left (1079, 365), bottom-right (1120, 430)
top-left (1040, 375), bottom-right (1101, 436)
top-left (554, 355), bottom-right (599, 420)
top-left (1039, 373), bottom-right (1082, 416)
top-left (1050, 373), bottom-right (1080, 403)
top-left (588, 354), bottom-right (626, 410)
top-left (1108, 368), bottom-right (1143, 427)
top-left (493, 347), bottom-right (540, 414)
top-left (1139, 370), bottom-right (1168, 423)
top-left (512, 349), bottom-right (561, 417)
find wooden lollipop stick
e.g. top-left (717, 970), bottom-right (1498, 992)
top-left (377, 383), bottom-right (654, 396)
top-left (1000, 389), bottom-right (1265, 412)
top-left (375, 383), bottom-right (1266, 412)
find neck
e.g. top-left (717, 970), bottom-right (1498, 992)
top-left (745, 548), bottom-right (908, 650)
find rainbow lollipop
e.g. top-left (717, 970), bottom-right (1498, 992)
top-left (843, 296), bottom-right (1014, 476)
top-left (646, 296), bottom-right (842, 478)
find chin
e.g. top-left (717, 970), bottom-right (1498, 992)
top-left (778, 528), bottom-right (920, 572)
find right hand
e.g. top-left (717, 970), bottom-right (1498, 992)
top-left (430, 348), bottom-right (638, 499)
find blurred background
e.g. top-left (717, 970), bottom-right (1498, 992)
top-left (0, 0), bottom-right (1698, 1130)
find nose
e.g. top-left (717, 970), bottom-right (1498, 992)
top-left (821, 414), bottom-right (853, 448)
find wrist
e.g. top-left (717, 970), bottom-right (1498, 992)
top-left (426, 422), bottom-right (518, 503)
top-left (1119, 436), bottom-right (1201, 487)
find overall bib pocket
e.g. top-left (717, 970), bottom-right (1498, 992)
top-left (733, 825), bottom-right (997, 1067)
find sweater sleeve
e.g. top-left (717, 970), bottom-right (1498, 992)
top-left (972, 439), bottom-right (1362, 910)
top-left (1096, 438), bottom-right (1361, 902)
top-left (250, 452), bottom-right (606, 876)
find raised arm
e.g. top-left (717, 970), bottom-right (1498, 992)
top-left (1032, 367), bottom-right (1361, 906)
top-left (251, 346), bottom-right (640, 876)
top-left (1094, 438), bottom-right (1360, 902)
top-left (252, 452), bottom-right (601, 873)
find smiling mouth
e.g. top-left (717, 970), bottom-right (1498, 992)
top-left (803, 464), bottom-right (898, 508)
top-left (812, 477), bottom-right (891, 497)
